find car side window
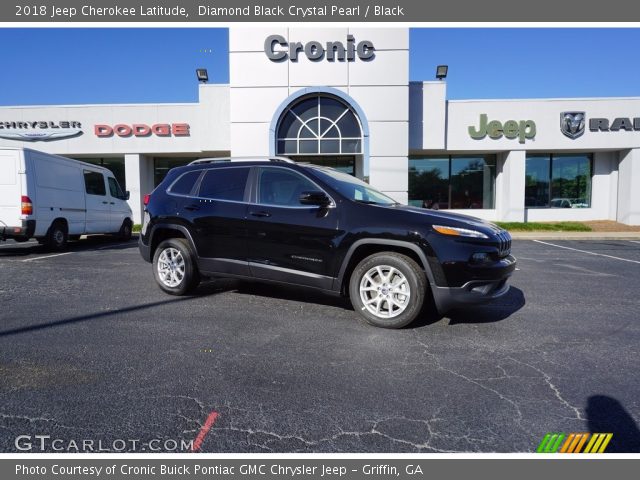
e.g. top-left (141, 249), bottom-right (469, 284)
top-left (198, 167), bottom-right (249, 202)
top-left (84, 170), bottom-right (106, 196)
top-left (257, 168), bottom-right (318, 207)
top-left (169, 171), bottom-right (201, 196)
top-left (108, 177), bottom-right (125, 199)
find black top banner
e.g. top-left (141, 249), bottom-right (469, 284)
top-left (4, 0), bottom-right (640, 22)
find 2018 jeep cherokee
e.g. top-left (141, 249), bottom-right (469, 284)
top-left (139, 157), bottom-right (516, 328)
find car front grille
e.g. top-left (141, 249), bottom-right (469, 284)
top-left (496, 230), bottom-right (512, 257)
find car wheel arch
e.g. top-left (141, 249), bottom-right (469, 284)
top-left (335, 239), bottom-right (436, 294)
top-left (149, 224), bottom-right (198, 260)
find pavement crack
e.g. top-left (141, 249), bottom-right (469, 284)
top-left (507, 356), bottom-right (585, 421)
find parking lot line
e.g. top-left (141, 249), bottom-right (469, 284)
top-left (21, 252), bottom-right (74, 262)
top-left (533, 240), bottom-right (640, 264)
top-left (629, 240), bottom-right (640, 244)
top-left (96, 242), bottom-right (135, 250)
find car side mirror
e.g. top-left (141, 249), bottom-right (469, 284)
top-left (124, 191), bottom-right (130, 200)
top-left (299, 190), bottom-right (331, 207)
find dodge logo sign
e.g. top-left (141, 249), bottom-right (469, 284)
top-left (560, 112), bottom-right (586, 139)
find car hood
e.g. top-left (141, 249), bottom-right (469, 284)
top-left (392, 205), bottom-right (503, 234)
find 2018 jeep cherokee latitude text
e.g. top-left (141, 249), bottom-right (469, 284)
top-left (139, 158), bottom-right (516, 328)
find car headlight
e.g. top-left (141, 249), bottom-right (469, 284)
top-left (432, 225), bottom-right (489, 239)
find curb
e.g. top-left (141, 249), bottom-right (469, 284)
top-left (510, 232), bottom-right (640, 241)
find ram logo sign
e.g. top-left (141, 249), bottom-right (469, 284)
top-left (560, 111), bottom-right (586, 139)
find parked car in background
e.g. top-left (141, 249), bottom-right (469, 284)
top-left (0, 147), bottom-right (133, 250)
top-left (139, 158), bottom-right (516, 328)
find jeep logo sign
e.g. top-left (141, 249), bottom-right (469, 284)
top-left (264, 35), bottom-right (375, 62)
top-left (469, 114), bottom-right (536, 144)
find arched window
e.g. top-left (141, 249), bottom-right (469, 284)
top-left (276, 95), bottom-right (363, 156)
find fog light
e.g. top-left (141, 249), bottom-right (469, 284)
top-left (471, 253), bottom-right (491, 264)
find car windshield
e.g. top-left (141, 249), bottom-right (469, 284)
top-left (309, 167), bottom-right (398, 206)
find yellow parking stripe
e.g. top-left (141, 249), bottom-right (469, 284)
top-left (597, 434), bottom-right (613, 453)
top-left (583, 433), bottom-right (599, 453)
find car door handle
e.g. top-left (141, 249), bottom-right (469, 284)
top-left (102, 201), bottom-right (108, 204)
top-left (250, 211), bottom-right (271, 218)
top-left (184, 204), bottom-right (200, 212)
top-left (109, 202), bottom-right (115, 205)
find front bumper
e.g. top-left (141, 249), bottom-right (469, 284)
top-left (431, 254), bottom-right (517, 313)
top-left (0, 220), bottom-right (35, 240)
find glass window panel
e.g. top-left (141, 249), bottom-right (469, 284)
top-left (198, 167), bottom-right (249, 202)
top-left (319, 119), bottom-right (338, 137)
top-left (291, 97), bottom-right (318, 122)
top-left (299, 118), bottom-right (318, 138)
top-left (299, 140), bottom-right (318, 154)
top-left (258, 168), bottom-right (318, 207)
top-left (277, 140), bottom-right (297, 154)
top-left (320, 140), bottom-right (340, 154)
top-left (450, 156), bottom-right (496, 209)
top-left (525, 155), bottom-right (551, 207)
top-left (319, 96), bottom-right (347, 121)
top-left (336, 110), bottom-right (361, 137)
top-left (409, 157), bottom-right (450, 209)
top-left (551, 154), bottom-right (591, 208)
top-left (277, 111), bottom-right (301, 139)
top-left (83, 171), bottom-right (106, 196)
top-left (169, 170), bottom-right (201, 196)
top-left (341, 139), bottom-right (361, 153)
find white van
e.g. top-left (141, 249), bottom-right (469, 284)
top-left (0, 147), bottom-right (133, 250)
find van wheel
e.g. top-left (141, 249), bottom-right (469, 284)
top-left (118, 220), bottom-right (133, 241)
top-left (349, 252), bottom-right (426, 329)
top-left (45, 221), bottom-right (68, 251)
top-left (152, 238), bottom-right (200, 295)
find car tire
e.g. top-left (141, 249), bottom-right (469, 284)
top-left (349, 252), bottom-right (426, 329)
top-left (152, 238), bottom-right (200, 295)
top-left (118, 219), bottom-right (133, 241)
top-left (45, 221), bottom-right (68, 251)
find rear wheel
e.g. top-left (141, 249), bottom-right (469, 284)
top-left (349, 252), bottom-right (426, 329)
top-left (118, 219), bottom-right (133, 241)
top-left (152, 238), bottom-right (200, 295)
top-left (44, 221), bottom-right (68, 251)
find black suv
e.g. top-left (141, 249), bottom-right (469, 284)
top-left (139, 158), bottom-right (516, 328)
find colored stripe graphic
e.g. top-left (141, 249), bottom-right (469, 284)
top-left (538, 433), bottom-right (613, 453)
top-left (537, 433), bottom-right (565, 453)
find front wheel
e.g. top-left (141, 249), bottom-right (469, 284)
top-left (349, 252), bottom-right (427, 329)
top-left (152, 238), bottom-right (200, 295)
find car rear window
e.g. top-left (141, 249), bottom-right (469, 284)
top-left (198, 167), bottom-right (249, 202)
top-left (169, 171), bottom-right (201, 196)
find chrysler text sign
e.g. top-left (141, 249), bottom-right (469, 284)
top-left (94, 123), bottom-right (190, 137)
top-left (264, 35), bottom-right (375, 61)
top-left (0, 120), bottom-right (82, 141)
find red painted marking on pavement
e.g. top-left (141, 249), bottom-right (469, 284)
top-left (191, 411), bottom-right (219, 452)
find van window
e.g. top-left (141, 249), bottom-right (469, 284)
top-left (169, 171), bottom-right (202, 196)
top-left (108, 177), bottom-right (125, 200)
top-left (198, 167), bottom-right (249, 202)
top-left (84, 171), bottom-right (106, 196)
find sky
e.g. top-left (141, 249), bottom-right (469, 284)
top-left (0, 28), bottom-right (638, 106)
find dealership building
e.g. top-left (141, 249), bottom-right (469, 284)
top-left (1, 28), bottom-right (639, 225)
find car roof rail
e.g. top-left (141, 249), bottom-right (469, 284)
top-left (188, 156), bottom-right (295, 165)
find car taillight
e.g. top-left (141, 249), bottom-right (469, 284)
top-left (21, 195), bottom-right (33, 215)
top-left (143, 194), bottom-right (151, 206)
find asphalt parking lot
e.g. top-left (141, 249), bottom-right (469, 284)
top-left (1, 237), bottom-right (639, 453)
